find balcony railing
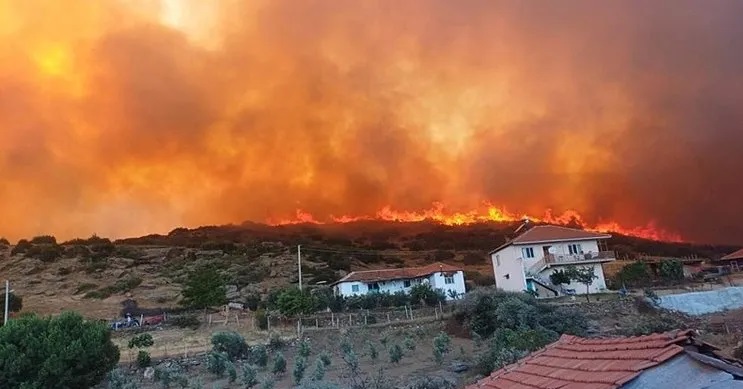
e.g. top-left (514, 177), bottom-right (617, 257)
top-left (544, 251), bottom-right (615, 265)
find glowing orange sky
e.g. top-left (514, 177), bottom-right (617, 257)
top-left (1, 1), bottom-right (742, 243)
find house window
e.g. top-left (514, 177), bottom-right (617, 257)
top-left (403, 280), bottom-right (411, 288)
top-left (495, 255), bottom-right (500, 266)
top-left (351, 284), bottom-right (359, 293)
top-left (368, 282), bottom-right (380, 291)
top-left (522, 247), bottom-right (535, 259)
top-left (444, 275), bottom-right (455, 284)
top-left (568, 244), bottom-right (583, 255)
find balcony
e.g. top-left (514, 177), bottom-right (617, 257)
top-left (544, 251), bottom-right (615, 265)
top-left (526, 251), bottom-right (615, 274)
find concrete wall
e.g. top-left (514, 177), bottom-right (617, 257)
top-left (491, 246), bottom-right (526, 292)
top-left (335, 271), bottom-right (466, 300)
top-left (658, 287), bottom-right (743, 315)
top-left (540, 263), bottom-right (608, 294)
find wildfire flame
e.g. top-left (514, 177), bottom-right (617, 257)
top-left (268, 202), bottom-right (683, 242)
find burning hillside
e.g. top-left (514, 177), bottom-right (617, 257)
top-left (1, 1), bottom-right (742, 244)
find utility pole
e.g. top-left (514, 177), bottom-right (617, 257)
top-left (4, 280), bottom-right (9, 325)
top-left (297, 245), bottom-right (303, 291)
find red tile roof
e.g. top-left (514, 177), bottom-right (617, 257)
top-left (334, 262), bottom-right (461, 284)
top-left (721, 248), bottom-right (743, 261)
top-left (513, 226), bottom-right (611, 244)
top-left (467, 330), bottom-right (693, 389)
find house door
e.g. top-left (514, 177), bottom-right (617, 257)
top-left (542, 246), bottom-right (552, 262)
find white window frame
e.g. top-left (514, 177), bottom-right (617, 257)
top-left (495, 254), bottom-right (500, 266)
top-left (403, 280), bottom-right (411, 288)
top-left (351, 284), bottom-right (359, 293)
top-left (444, 275), bottom-right (455, 284)
top-left (522, 247), bottom-right (535, 259)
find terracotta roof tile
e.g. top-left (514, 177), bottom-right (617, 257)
top-left (466, 331), bottom-right (692, 389)
top-left (721, 248), bottom-right (743, 261)
top-left (512, 226), bottom-right (611, 244)
top-left (333, 262), bottom-right (461, 284)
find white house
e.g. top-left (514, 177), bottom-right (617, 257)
top-left (489, 225), bottom-right (616, 297)
top-left (332, 262), bottom-right (466, 300)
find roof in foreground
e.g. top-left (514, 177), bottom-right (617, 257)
top-left (466, 330), bottom-right (693, 389)
top-left (490, 225), bottom-right (612, 254)
top-left (722, 248), bottom-right (743, 261)
top-left (334, 262), bottom-right (461, 284)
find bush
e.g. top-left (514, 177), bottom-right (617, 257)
top-left (180, 267), bottom-right (227, 309)
top-left (476, 346), bottom-right (527, 376)
top-left (26, 244), bottom-right (64, 262)
top-left (433, 332), bottom-right (451, 364)
top-left (366, 341), bottom-right (378, 361)
top-left (625, 314), bottom-right (686, 336)
top-left (403, 336), bottom-right (416, 351)
top-left (241, 364), bottom-right (258, 388)
top-left (170, 314), bottom-right (200, 330)
top-left (211, 331), bottom-right (249, 360)
top-left (389, 344), bottom-right (403, 364)
top-left (10, 239), bottom-right (32, 256)
top-left (410, 284), bottom-right (446, 306)
top-left (256, 308), bottom-right (268, 330)
top-left (107, 368), bottom-right (138, 389)
top-left (206, 351), bottom-right (229, 377)
top-left (319, 350), bottom-right (332, 367)
top-left (228, 363), bottom-right (237, 383)
top-left (298, 338), bottom-right (312, 358)
top-left (616, 261), bottom-right (652, 287)
top-left (251, 345), bottom-right (268, 367)
top-left (0, 311), bottom-right (119, 388)
top-left (272, 352), bottom-right (287, 375)
top-left (0, 237), bottom-right (9, 246)
top-left (269, 333), bottom-right (285, 350)
top-left (136, 350), bottom-right (151, 368)
top-left (260, 377), bottom-right (276, 389)
top-left (128, 333), bottom-right (154, 349)
top-left (275, 287), bottom-right (315, 316)
top-left (311, 358), bottom-right (326, 381)
top-left (0, 292), bottom-right (22, 322)
top-left (293, 357), bottom-right (307, 384)
top-left (30, 235), bottom-right (57, 245)
top-left (154, 365), bottom-right (189, 388)
top-left (659, 259), bottom-right (684, 282)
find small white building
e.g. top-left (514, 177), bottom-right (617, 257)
top-left (332, 262), bottom-right (466, 300)
top-left (489, 225), bottom-right (616, 297)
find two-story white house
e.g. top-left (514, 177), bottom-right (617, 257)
top-left (489, 225), bottom-right (616, 297)
top-left (332, 262), bottom-right (466, 300)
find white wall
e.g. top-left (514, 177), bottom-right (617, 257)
top-left (514, 240), bottom-right (601, 263)
top-left (335, 272), bottom-right (466, 300)
top-left (429, 271), bottom-right (466, 300)
top-left (491, 246), bottom-right (527, 293)
top-left (540, 263), bottom-right (608, 294)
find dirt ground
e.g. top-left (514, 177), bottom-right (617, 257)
top-left (108, 320), bottom-right (477, 389)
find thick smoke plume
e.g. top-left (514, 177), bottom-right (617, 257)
top-left (1, 1), bottom-right (741, 243)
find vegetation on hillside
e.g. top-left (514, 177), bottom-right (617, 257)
top-left (0, 311), bottom-right (119, 388)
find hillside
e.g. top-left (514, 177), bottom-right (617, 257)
top-left (0, 220), bottom-right (738, 319)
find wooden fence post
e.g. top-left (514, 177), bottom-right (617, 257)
top-left (387, 312), bottom-right (391, 323)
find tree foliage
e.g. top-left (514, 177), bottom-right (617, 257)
top-left (211, 331), bottom-right (249, 361)
top-left (616, 261), bottom-right (652, 287)
top-left (566, 266), bottom-right (598, 301)
top-left (180, 267), bottom-right (227, 309)
top-left (549, 269), bottom-right (571, 286)
top-left (658, 259), bottom-right (684, 282)
top-left (0, 311), bottom-right (120, 389)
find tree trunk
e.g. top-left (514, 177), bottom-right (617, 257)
top-left (585, 285), bottom-right (590, 302)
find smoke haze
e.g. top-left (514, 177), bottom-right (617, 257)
top-left (1, 0), bottom-right (742, 243)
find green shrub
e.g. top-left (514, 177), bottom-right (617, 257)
top-left (293, 357), bottom-right (307, 384)
top-left (616, 261), bottom-right (652, 287)
top-left (298, 338), bottom-right (311, 358)
top-left (211, 331), bottom-right (249, 360)
top-left (339, 336), bottom-right (353, 355)
top-left (625, 314), bottom-right (686, 336)
top-left (476, 347), bottom-right (527, 376)
top-left (128, 333), bottom-right (154, 349)
top-left (107, 369), bottom-right (138, 389)
top-left (366, 341), bottom-right (378, 361)
top-left (433, 332), bottom-right (451, 364)
top-left (403, 336), bottom-right (416, 351)
top-left (31, 235), bottom-right (57, 245)
top-left (276, 287), bottom-right (316, 316)
top-left (136, 350), bottom-right (151, 368)
top-left (154, 365), bottom-right (188, 388)
top-left (311, 358), bottom-right (326, 381)
top-left (256, 308), bottom-right (268, 330)
top-left (272, 352), bottom-right (287, 375)
top-left (389, 344), bottom-right (403, 364)
top-left (228, 362), bottom-right (237, 383)
top-left (170, 314), bottom-right (200, 330)
top-left (475, 327), bottom-right (553, 374)
top-left (180, 267), bottom-right (227, 309)
top-left (0, 311), bottom-right (119, 389)
top-left (410, 284), bottom-right (446, 306)
top-left (269, 333), bottom-right (285, 350)
top-left (659, 259), bottom-right (684, 282)
top-left (206, 351), bottom-right (229, 377)
top-left (260, 377), bottom-right (275, 389)
top-left (251, 344), bottom-right (268, 367)
top-left (318, 350), bottom-right (332, 367)
top-left (241, 364), bottom-right (258, 388)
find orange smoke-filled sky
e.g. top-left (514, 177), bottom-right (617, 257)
top-left (1, 0), bottom-right (742, 244)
